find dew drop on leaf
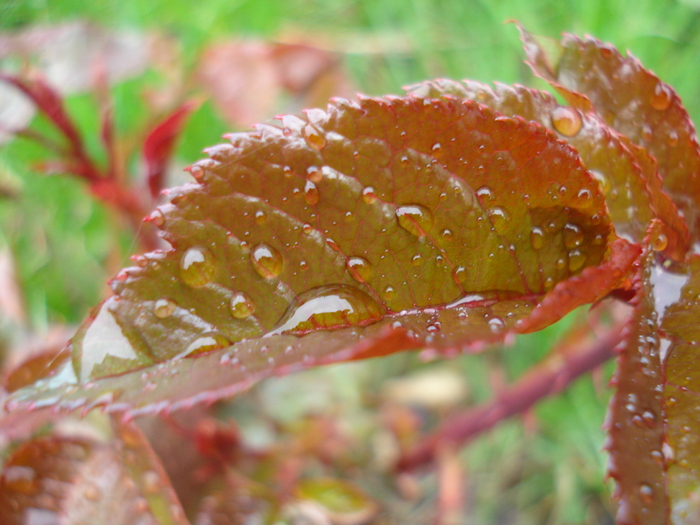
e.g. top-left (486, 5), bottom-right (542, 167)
top-left (255, 210), bottom-right (267, 225)
top-left (302, 123), bottom-right (327, 151)
top-left (147, 209), bottom-right (165, 227)
top-left (431, 142), bottom-right (443, 158)
top-left (185, 332), bottom-right (231, 357)
top-left (649, 82), bottom-right (672, 111)
top-left (230, 291), bottom-right (255, 319)
top-left (487, 206), bottom-right (510, 234)
top-left (652, 232), bottom-right (668, 252)
top-left (396, 204), bottom-right (434, 237)
top-left (576, 188), bottom-right (592, 208)
top-left (411, 254), bottom-right (422, 267)
top-left (568, 249), bottom-right (586, 272)
top-left (306, 165), bottom-right (323, 183)
top-left (551, 106), bottom-right (582, 137)
top-left (305, 180), bottom-right (320, 205)
top-left (268, 284), bottom-right (385, 336)
top-left (362, 186), bottom-right (378, 204)
top-left (452, 266), bottom-right (467, 283)
top-left (590, 170), bottom-right (611, 194)
top-left (383, 285), bottom-right (396, 301)
top-left (346, 256), bottom-right (372, 283)
top-left (153, 298), bottom-right (177, 319)
top-left (250, 243), bottom-right (283, 279)
top-left (530, 227), bottom-right (545, 250)
top-left (639, 483), bottom-right (654, 504)
top-left (476, 185), bottom-right (494, 204)
top-left (563, 223), bottom-right (584, 249)
top-left (180, 247), bottom-right (216, 288)
top-left (441, 228), bottom-right (454, 241)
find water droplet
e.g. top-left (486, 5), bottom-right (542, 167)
top-left (487, 207), bottom-right (509, 234)
top-left (530, 227), bottom-right (545, 250)
top-left (306, 165), bottom-right (323, 183)
top-left (650, 82), bottom-right (672, 111)
top-left (302, 123), bottom-right (327, 150)
top-left (441, 228), bottom-right (454, 241)
top-left (299, 260), bottom-right (309, 271)
top-left (186, 332), bottom-right (231, 357)
top-left (180, 247), bottom-right (216, 288)
top-left (639, 483), bottom-right (654, 504)
top-left (396, 204), bottom-right (434, 237)
top-left (383, 285), bottom-right (396, 300)
top-left (255, 210), bottom-right (267, 225)
top-left (345, 211), bottom-right (355, 223)
top-left (269, 284), bottom-right (384, 336)
top-left (668, 129), bottom-right (679, 146)
top-left (452, 266), bottom-right (467, 283)
top-left (651, 450), bottom-right (664, 466)
top-left (544, 277), bottom-right (555, 290)
top-left (576, 188), bottom-right (593, 208)
top-left (302, 223), bottom-right (314, 235)
top-left (431, 142), bottom-right (443, 158)
top-left (488, 317), bottom-right (505, 332)
top-left (590, 170), bottom-right (611, 194)
top-left (305, 180), bottom-right (319, 205)
top-left (653, 232), bottom-right (668, 252)
top-left (551, 106), bottom-right (582, 136)
top-left (147, 209), bottom-right (165, 227)
top-left (362, 186), bottom-right (377, 204)
top-left (251, 243), bottom-right (283, 279)
top-left (556, 257), bottom-right (566, 270)
top-left (231, 291), bottom-right (255, 319)
top-left (568, 249), bottom-right (586, 272)
top-left (476, 185), bottom-right (494, 204)
top-left (411, 254), bottom-right (422, 266)
top-left (346, 256), bottom-right (372, 283)
top-left (563, 223), bottom-right (584, 249)
top-left (153, 298), bottom-right (176, 318)
top-left (642, 410), bottom-right (656, 428)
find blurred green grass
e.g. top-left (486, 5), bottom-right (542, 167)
top-left (1, 0), bottom-right (698, 523)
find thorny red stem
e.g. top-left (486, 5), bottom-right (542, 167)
top-left (396, 327), bottom-right (623, 472)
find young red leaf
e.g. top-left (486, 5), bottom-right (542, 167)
top-left (517, 25), bottom-right (700, 240)
top-left (6, 96), bottom-right (633, 418)
top-left (407, 80), bottom-right (689, 260)
top-left (143, 100), bottom-right (199, 199)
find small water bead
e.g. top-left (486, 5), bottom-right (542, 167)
top-left (638, 484), bottom-right (654, 505)
top-left (153, 298), bottom-right (177, 319)
top-left (148, 209), bottom-right (165, 227)
top-left (476, 185), bottom-right (494, 204)
top-left (345, 211), bottom-right (355, 223)
top-left (411, 254), bottom-right (422, 267)
top-left (652, 232), bottom-right (668, 252)
top-left (642, 410), bottom-right (656, 428)
top-left (186, 332), bottom-right (232, 357)
top-left (650, 82), bottom-right (672, 111)
top-left (576, 188), bottom-right (593, 208)
top-left (551, 106), bottom-right (582, 137)
top-left (563, 223), bottom-right (584, 249)
top-left (487, 207), bottom-right (509, 234)
top-left (133, 255), bottom-right (148, 268)
top-left (383, 285), bottom-right (396, 300)
top-left (302, 223), bottom-right (314, 235)
top-left (440, 228), bottom-right (454, 241)
top-left (362, 186), bottom-right (378, 204)
top-left (568, 249), bottom-right (586, 272)
top-left (530, 227), bottom-right (545, 250)
top-left (239, 240), bottom-right (250, 253)
top-left (250, 243), bottom-right (284, 279)
top-left (431, 142), bottom-right (444, 158)
top-left (230, 291), bottom-right (255, 319)
top-left (590, 170), bottom-right (611, 195)
top-left (452, 266), bottom-right (467, 284)
top-left (544, 276), bottom-right (555, 290)
top-left (299, 260), bottom-right (309, 271)
top-left (396, 204), bottom-right (434, 237)
top-left (180, 247), bottom-right (216, 288)
top-left (302, 123), bottom-right (327, 151)
top-left (668, 129), bottom-right (679, 147)
top-left (306, 166), bottom-right (322, 183)
top-left (305, 180), bottom-right (319, 205)
top-left (346, 256), bottom-right (372, 283)
top-left (269, 284), bottom-right (384, 336)
top-left (556, 257), bottom-right (567, 270)
top-left (255, 210), bottom-right (267, 225)
top-left (488, 317), bottom-right (505, 332)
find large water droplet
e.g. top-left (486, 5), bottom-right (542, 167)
top-left (551, 106), bottom-right (582, 136)
top-left (346, 256), bottom-right (372, 283)
top-left (302, 123), bottom-right (327, 150)
top-left (231, 291), bottom-right (255, 319)
top-left (251, 243), bottom-right (283, 279)
top-left (268, 284), bottom-right (384, 336)
top-left (563, 223), bottom-right (584, 249)
top-left (530, 227), bottom-right (545, 250)
top-left (305, 180), bottom-right (319, 205)
top-left (153, 298), bottom-right (177, 318)
top-left (362, 186), bottom-right (378, 204)
top-left (185, 332), bottom-right (231, 357)
top-left (650, 82), bottom-right (672, 111)
top-left (396, 204), bottom-right (434, 237)
top-left (652, 232), bottom-right (668, 252)
top-left (180, 247), bottom-right (216, 287)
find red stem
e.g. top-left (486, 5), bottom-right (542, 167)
top-left (396, 327), bottom-right (622, 472)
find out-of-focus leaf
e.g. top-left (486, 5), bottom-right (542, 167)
top-left (6, 96), bottom-right (636, 418)
top-left (407, 80), bottom-right (689, 260)
top-left (143, 100), bottom-right (199, 199)
top-left (660, 256), bottom-right (700, 524)
top-left (517, 25), bottom-right (700, 239)
top-left (604, 223), bottom-right (667, 525)
top-left (0, 435), bottom-right (177, 525)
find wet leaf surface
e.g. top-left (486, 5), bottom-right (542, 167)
top-left (518, 25), bottom-right (700, 239)
top-left (6, 95), bottom-right (632, 417)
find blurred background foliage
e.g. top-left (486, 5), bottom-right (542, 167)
top-left (1, 0), bottom-right (699, 523)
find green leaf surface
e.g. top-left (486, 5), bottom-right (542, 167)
top-left (6, 96), bottom-right (633, 418)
